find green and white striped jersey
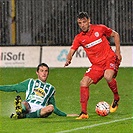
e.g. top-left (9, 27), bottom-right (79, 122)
top-left (25, 79), bottom-right (55, 106)
top-left (0, 78), bottom-right (67, 116)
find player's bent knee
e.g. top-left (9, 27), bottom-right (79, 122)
top-left (41, 104), bottom-right (54, 113)
top-left (104, 70), bottom-right (114, 82)
top-left (80, 76), bottom-right (93, 86)
top-left (40, 104), bottom-right (54, 118)
top-left (47, 104), bottom-right (54, 112)
top-left (104, 74), bottom-right (113, 82)
top-left (80, 79), bottom-right (86, 86)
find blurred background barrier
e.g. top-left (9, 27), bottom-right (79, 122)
top-left (0, 0), bottom-right (132, 46)
top-left (0, 46), bottom-right (132, 67)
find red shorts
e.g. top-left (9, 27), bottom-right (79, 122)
top-left (84, 55), bottom-right (120, 84)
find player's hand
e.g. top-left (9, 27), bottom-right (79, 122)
top-left (115, 52), bottom-right (122, 62)
top-left (117, 54), bottom-right (122, 62)
top-left (64, 60), bottom-right (71, 67)
top-left (67, 114), bottom-right (79, 117)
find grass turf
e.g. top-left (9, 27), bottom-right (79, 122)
top-left (0, 67), bottom-right (133, 133)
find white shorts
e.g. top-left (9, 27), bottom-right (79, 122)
top-left (28, 102), bottom-right (44, 113)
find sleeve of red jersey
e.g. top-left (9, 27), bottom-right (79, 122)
top-left (71, 35), bottom-right (81, 50)
top-left (101, 24), bottom-right (112, 37)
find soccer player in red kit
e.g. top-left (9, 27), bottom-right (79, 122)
top-left (64, 12), bottom-right (122, 119)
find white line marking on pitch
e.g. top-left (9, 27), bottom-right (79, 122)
top-left (56, 117), bottom-right (133, 133)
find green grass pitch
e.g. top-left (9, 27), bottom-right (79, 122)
top-left (0, 67), bottom-right (133, 133)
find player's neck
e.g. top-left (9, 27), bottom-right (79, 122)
top-left (83, 24), bottom-right (91, 33)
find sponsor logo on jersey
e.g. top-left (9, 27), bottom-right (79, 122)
top-left (34, 88), bottom-right (45, 97)
top-left (82, 39), bottom-right (86, 43)
top-left (85, 38), bottom-right (102, 48)
top-left (110, 63), bottom-right (115, 68)
top-left (94, 32), bottom-right (99, 37)
top-left (35, 82), bottom-right (39, 87)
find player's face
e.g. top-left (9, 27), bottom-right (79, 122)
top-left (36, 66), bottom-right (49, 82)
top-left (77, 17), bottom-right (90, 32)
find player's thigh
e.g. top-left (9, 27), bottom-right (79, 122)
top-left (84, 66), bottom-right (104, 84)
top-left (105, 55), bottom-right (120, 78)
top-left (28, 102), bottom-right (43, 113)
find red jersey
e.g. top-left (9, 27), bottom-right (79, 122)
top-left (71, 24), bottom-right (115, 65)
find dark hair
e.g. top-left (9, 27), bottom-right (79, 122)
top-left (77, 12), bottom-right (89, 19)
top-left (37, 63), bottom-right (49, 72)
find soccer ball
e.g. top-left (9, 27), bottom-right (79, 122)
top-left (95, 101), bottom-right (110, 116)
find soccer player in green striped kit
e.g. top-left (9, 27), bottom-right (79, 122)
top-left (0, 63), bottom-right (78, 119)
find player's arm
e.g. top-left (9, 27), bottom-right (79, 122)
top-left (64, 49), bottom-right (76, 67)
top-left (64, 34), bottom-right (80, 67)
top-left (48, 95), bottom-right (78, 117)
top-left (0, 79), bottom-right (29, 93)
top-left (48, 96), bottom-right (67, 116)
top-left (110, 30), bottom-right (122, 61)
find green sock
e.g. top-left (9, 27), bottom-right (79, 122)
top-left (25, 109), bottom-right (41, 118)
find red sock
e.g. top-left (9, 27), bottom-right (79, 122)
top-left (80, 86), bottom-right (89, 114)
top-left (108, 78), bottom-right (119, 100)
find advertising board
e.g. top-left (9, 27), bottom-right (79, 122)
top-left (0, 46), bottom-right (40, 67)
